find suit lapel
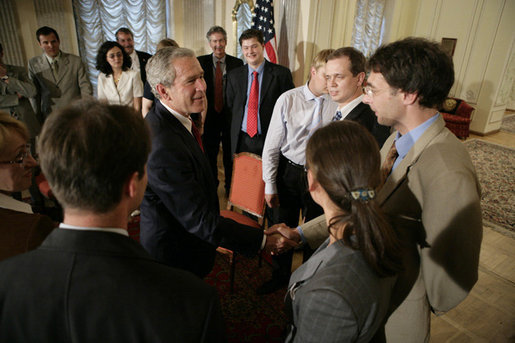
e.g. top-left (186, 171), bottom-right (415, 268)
top-left (377, 115), bottom-right (446, 205)
top-left (36, 54), bottom-right (53, 81)
top-left (55, 53), bottom-right (69, 85)
top-left (260, 60), bottom-right (272, 102)
top-left (155, 101), bottom-right (203, 155)
top-left (345, 102), bottom-right (364, 121)
top-left (204, 54), bottom-right (214, 87)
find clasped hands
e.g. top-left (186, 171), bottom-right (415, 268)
top-left (264, 223), bottom-right (301, 255)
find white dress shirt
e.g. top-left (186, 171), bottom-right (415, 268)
top-left (97, 69), bottom-right (143, 107)
top-left (262, 84), bottom-right (338, 194)
top-left (128, 50), bottom-right (140, 72)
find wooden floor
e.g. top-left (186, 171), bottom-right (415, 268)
top-left (216, 115), bottom-right (515, 342)
top-left (430, 122), bottom-right (515, 342)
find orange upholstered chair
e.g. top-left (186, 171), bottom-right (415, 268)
top-left (218, 152), bottom-right (266, 292)
top-left (440, 98), bottom-right (474, 139)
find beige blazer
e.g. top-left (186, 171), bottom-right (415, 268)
top-left (28, 52), bottom-right (92, 120)
top-left (301, 115), bottom-right (482, 342)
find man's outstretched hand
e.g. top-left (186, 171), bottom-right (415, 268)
top-left (264, 223), bottom-right (301, 255)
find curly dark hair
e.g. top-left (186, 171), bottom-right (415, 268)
top-left (95, 41), bottom-right (132, 75)
top-left (367, 37), bottom-right (454, 109)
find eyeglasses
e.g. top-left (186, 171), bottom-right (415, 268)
top-left (0, 144), bottom-right (33, 165)
top-left (363, 85), bottom-right (389, 98)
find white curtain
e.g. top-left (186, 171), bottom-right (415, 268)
top-left (351, 0), bottom-right (385, 57)
top-left (72, 0), bottom-right (166, 88)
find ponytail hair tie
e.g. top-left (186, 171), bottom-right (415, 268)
top-left (350, 189), bottom-right (375, 202)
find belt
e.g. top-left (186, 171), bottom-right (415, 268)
top-left (281, 154), bottom-right (304, 170)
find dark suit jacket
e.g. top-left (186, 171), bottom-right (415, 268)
top-left (141, 100), bottom-right (263, 278)
top-left (346, 101), bottom-right (390, 148)
top-left (226, 60), bottom-right (294, 156)
top-left (136, 50), bottom-right (152, 84)
top-left (0, 208), bottom-right (55, 262)
top-left (197, 53), bottom-right (243, 119)
top-left (0, 229), bottom-right (225, 342)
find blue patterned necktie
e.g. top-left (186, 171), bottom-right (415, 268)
top-left (332, 110), bottom-right (342, 121)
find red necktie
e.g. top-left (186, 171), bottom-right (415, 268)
top-left (191, 120), bottom-right (204, 152)
top-left (214, 60), bottom-right (223, 113)
top-left (247, 71), bottom-right (259, 137)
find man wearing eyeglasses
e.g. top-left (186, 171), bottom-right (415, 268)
top-left (266, 38), bottom-right (482, 342)
top-left (0, 111), bottom-right (55, 261)
top-left (325, 47), bottom-right (390, 147)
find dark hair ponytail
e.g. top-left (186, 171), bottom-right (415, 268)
top-left (307, 121), bottom-right (402, 277)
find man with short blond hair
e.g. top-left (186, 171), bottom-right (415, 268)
top-left (258, 49), bottom-right (337, 294)
top-left (325, 47), bottom-right (389, 146)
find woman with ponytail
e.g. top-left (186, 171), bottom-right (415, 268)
top-left (285, 120), bottom-right (402, 342)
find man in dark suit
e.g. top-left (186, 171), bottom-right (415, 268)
top-left (141, 47), bottom-right (290, 279)
top-left (116, 27), bottom-right (152, 84)
top-left (325, 47), bottom-right (390, 147)
top-left (226, 29), bottom-right (294, 157)
top-left (0, 99), bottom-right (225, 342)
top-left (197, 26), bottom-right (243, 195)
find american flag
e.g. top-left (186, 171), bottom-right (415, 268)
top-left (251, 0), bottom-right (277, 64)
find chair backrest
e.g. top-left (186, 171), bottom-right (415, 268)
top-left (227, 152), bottom-right (265, 218)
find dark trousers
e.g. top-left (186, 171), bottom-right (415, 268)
top-left (203, 112), bottom-right (233, 192)
top-left (237, 131), bottom-right (265, 156)
top-left (269, 155), bottom-right (324, 279)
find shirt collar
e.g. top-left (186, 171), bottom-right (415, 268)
top-left (248, 61), bottom-right (265, 76)
top-left (0, 193), bottom-right (33, 213)
top-left (395, 112), bottom-right (440, 159)
top-left (59, 223), bottom-right (129, 237)
top-left (160, 100), bottom-right (192, 133)
top-left (302, 83), bottom-right (318, 101)
top-left (337, 94), bottom-right (364, 112)
top-left (212, 54), bottom-right (226, 64)
top-left (44, 51), bottom-right (61, 64)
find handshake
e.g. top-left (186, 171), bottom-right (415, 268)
top-left (263, 224), bottom-right (302, 255)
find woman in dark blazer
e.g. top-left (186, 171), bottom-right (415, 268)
top-left (285, 121), bottom-right (402, 342)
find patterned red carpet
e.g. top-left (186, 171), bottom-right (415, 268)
top-left (205, 253), bottom-right (288, 342)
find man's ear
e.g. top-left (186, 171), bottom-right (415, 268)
top-left (356, 72), bottom-right (366, 87)
top-left (124, 171), bottom-right (140, 199)
top-left (156, 84), bottom-right (171, 102)
top-left (402, 91), bottom-right (418, 105)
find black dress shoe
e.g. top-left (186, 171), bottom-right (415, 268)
top-left (256, 276), bottom-right (289, 295)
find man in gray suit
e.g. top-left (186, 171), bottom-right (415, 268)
top-left (28, 26), bottom-right (92, 122)
top-left (267, 37), bottom-right (482, 342)
top-left (0, 43), bottom-right (40, 140)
